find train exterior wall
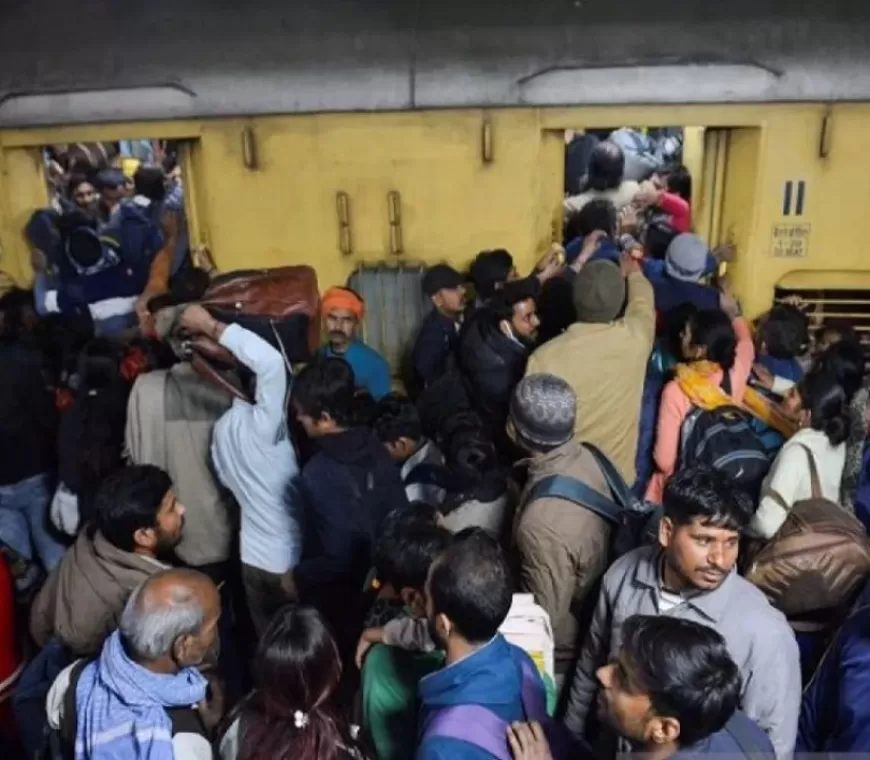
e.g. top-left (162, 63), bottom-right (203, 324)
top-left (2, 102), bottom-right (869, 319)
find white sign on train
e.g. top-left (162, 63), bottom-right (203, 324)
top-left (770, 224), bottom-right (810, 258)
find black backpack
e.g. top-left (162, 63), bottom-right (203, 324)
top-left (680, 405), bottom-right (771, 500)
top-left (525, 443), bottom-right (660, 559)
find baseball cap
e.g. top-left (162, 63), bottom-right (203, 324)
top-left (422, 264), bottom-right (464, 297)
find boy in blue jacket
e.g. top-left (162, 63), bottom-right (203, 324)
top-left (417, 531), bottom-right (547, 760)
top-left (284, 358), bottom-right (409, 654)
top-left (507, 616), bottom-right (773, 760)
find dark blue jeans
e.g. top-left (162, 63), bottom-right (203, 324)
top-left (0, 474), bottom-right (65, 571)
top-left (13, 638), bottom-right (72, 758)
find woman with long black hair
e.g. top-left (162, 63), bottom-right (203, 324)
top-left (220, 606), bottom-right (367, 760)
top-left (747, 368), bottom-right (849, 539)
top-left (646, 290), bottom-right (755, 502)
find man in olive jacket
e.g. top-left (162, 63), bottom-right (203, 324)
top-left (510, 374), bottom-right (611, 680)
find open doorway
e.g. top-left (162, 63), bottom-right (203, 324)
top-left (561, 124), bottom-right (767, 314)
top-left (42, 140), bottom-right (185, 224)
top-left (563, 127), bottom-right (686, 196)
top-left (26, 137), bottom-right (198, 336)
top-left (561, 126), bottom-right (700, 265)
top-left (34, 138), bottom-right (193, 282)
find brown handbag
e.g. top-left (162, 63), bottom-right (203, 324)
top-left (188, 266), bottom-right (321, 400)
top-left (744, 444), bottom-right (870, 619)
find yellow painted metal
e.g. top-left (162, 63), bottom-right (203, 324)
top-left (177, 141), bottom-right (207, 254)
top-left (681, 126), bottom-right (705, 201)
top-left (693, 129), bottom-right (720, 247)
top-left (0, 102), bottom-right (869, 320)
top-left (778, 270), bottom-right (870, 290)
top-left (705, 129), bottom-right (730, 252)
top-left (0, 146), bottom-right (49, 284)
top-left (717, 128), bottom-right (763, 314)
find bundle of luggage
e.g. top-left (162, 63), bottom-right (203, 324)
top-left (743, 445), bottom-right (870, 628)
top-left (184, 265), bottom-right (321, 400)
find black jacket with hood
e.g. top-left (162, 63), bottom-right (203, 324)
top-left (294, 426), bottom-right (409, 602)
top-left (458, 309), bottom-right (530, 445)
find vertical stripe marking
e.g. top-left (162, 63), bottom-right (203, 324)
top-left (796, 180), bottom-right (806, 216)
top-left (783, 181), bottom-right (793, 216)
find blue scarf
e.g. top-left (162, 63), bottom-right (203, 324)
top-left (75, 631), bottom-right (208, 760)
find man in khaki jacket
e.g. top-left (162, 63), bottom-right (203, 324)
top-left (525, 254), bottom-right (655, 484)
top-left (509, 374), bottom-right (611, 682)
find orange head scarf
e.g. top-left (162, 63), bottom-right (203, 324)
top-left (322, 286), bottom-right (365, 321)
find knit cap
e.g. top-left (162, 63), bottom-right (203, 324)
top-left (665, 233), bottom-right (708, 282)
top-left (573, 259), bottom-right (625, 324)
top-left (509, 373), bottom-right (576, 450)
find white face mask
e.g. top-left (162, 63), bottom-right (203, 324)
top-left (501, 320), bottom-right (532, 349)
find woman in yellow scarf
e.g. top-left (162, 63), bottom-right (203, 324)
top-left (645, 294), bottom-right (796, 504)
top-left (674, 362), bottom-right (799, 439)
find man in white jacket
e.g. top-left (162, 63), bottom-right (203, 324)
top-left (180, 305), bottom-right (302, 635)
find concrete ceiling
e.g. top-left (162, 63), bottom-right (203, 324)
top-left (0, 0), bottom-right (868, 125)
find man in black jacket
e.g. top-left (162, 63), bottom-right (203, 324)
top-left (458, 278), bottom-right (540, 457)
top-left (284, 358), bottom-right (409, 648)
top-left (411, 264), bottom-right (466, 391)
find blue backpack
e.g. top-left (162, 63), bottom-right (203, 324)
top-left (422, 656), bottom-right (593, 760)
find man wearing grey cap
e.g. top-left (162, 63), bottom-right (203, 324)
top-left (647, 233), bottom-right (720, 315)
top-left (525, 253), bottom-right (654, 484)
top-left (509, 374), bottom-right (612, 684)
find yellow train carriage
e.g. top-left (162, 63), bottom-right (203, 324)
top-left (2, 1), bottom-right (870, 364)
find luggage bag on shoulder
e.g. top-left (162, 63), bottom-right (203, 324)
top-left (744, 444), bottom-right (870, 619)
top-left (188, 266), bottom-right (321, 400)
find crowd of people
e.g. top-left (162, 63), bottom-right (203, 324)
top-left (0, 131), bottom-right (869, 760)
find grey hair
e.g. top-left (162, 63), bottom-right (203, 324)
top-left (119, 572), bottom-right (206, 661)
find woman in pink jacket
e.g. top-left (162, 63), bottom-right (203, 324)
top-left (635, 169), bottom-right (693, 234)
top-left (646, 292), bottom-right (755, 503)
